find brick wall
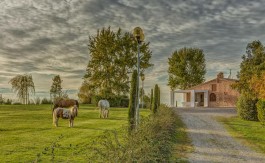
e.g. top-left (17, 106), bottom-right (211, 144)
top-left (191, 78), bottom-right (240, 107)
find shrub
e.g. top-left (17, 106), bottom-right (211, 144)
top-left (35, 97), bottom-right (41, 105)
top-left (92, 95), bottom-right (129, 107)
top-left (257, 99), bottom-right (265, 125)
top-left (41, 98), bottom-right (52, 104)
top-left (4, 99), bottom-right (12, 105)
top-left (12, 102), bottom-right (22, 105)
top-left (87, 105), bottom-right (177, 162)
top-left (236, 94), bottom-right (258, 121)
top-left (120, 98), bottom-right (129, 107)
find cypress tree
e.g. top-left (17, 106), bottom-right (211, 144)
top-left (152, 84), bottom-right (159, 113)
top-left (158, 86), bottom-right (160, 107)
top-left (128, 70), bottom-right (137, 132)
top-left (150, 89), bottom-right (153, 110)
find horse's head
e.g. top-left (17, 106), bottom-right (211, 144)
top-left (70, 105), bottom-right (78, 117)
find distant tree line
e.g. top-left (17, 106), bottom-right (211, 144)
top-left (7, 74), bottom-right (69, 105)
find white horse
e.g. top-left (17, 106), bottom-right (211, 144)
top-left (53, 105), bottom-right (78, 127)
top-left (98, 100), bottom-right (110, 118)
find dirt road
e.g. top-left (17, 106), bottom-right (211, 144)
top-left (175, 107), bottom-right (265, 163)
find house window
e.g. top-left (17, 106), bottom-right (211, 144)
top-left (210, 93), bottom-right (216, 102)
top-left (212, 84), bottom-right (217, 91)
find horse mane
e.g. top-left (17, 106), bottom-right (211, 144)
top-left (70, 105), bottom-right (78, 117)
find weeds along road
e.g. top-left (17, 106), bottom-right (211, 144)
top-left (175, 107), bottom-right (265, 163)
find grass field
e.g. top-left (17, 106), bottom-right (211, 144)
top-left (219, 116), bottom-right (265, 154)
top-left (0, 104), bottom-right (151, 162)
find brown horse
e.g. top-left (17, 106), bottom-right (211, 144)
top-left (52, 99), bottom-right (79, 115)
top-left (53, 105), bottom-right (78, 127)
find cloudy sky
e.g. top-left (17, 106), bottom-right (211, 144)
top-left (0, 0), bottom-right (265, 104)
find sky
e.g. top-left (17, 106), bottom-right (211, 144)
top-left (1, 0), bottom-right (265, 104)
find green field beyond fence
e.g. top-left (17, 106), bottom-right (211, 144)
top-left (0, 104), bottom-right (150, 162)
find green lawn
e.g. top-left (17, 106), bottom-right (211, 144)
top-left (0, 104), bottom-right (150, 162)
top-left (219, 116), bottom-right (265, 154)
top-left (0, 104), bottom-right (191, 162)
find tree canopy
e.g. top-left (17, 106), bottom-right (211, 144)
top-left (9, 74), bottom-right (35, 104)
top-left (78, 80), bottom-right (93, 104)
top-left (232, 40), bottom-right (265, 97)
top-left (168, 47), bottom-right (206, 90)
top-left (84, 27), bottom-right (153, 98)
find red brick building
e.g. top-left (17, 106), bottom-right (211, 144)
top-left (170, 72), bottom-right (240, 107)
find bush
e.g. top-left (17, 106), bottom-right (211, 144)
top-left (4, 99), bottom-right (12, 105)
top-left (92, 95), bottom-right (129, 107)
top-left (257, 99), bottom-right (265, 125)
top-left (12, 102), bottom-right (22, 105)
top-left (41, 98), bottom-right (52, 104)
top-left (87, 105), bottom-right (177, 162)
top-left (35, 97), bottom-right (41, 105)
top-left (237, 94), bottom-right (258, 121)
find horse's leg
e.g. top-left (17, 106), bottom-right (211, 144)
top-left (99, 108), bottom-right (103, 118)
top-left (55, 118), bottom-right (58, 127)
top-left (107, 110), bottom-right (109, 118)
top-left (53, 112), bottom-right (58, 127)
top-left (69, 119), bottom-right (71, 127)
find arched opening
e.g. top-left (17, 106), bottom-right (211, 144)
top-left (210, 93), bottom-right (216, 102)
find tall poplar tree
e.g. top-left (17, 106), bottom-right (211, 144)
top-left (50, 75), bottom-right (63, 100)
top-left (150, 89), bottom-right (153, 110)
top-left (168, 47), bottom-right (206, 90)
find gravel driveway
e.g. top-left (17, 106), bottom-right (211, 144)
top-left (175, 107), bottom-right (265, 163)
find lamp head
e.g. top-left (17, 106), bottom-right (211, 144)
top-left (133, 27), bottom-right (144, 43)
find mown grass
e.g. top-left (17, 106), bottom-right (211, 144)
top-left (0, 104), bottom-right (150, 162)
top-left (0, 104), bottom-right (191, 162)
top-left (219, 116), bottom-right (265, 154)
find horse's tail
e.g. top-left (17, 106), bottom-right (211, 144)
top-left (52, 105), bottom-right (56, 116)
top-left (75, 105), bottom-right (78, 117)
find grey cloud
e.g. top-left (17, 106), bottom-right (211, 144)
top-left (6, 29), bottom-right (30, 38)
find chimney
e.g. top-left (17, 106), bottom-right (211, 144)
top-left (217, 72), bottom-right (224, 79)
top-left (216, 72), bottom-right (224, 83)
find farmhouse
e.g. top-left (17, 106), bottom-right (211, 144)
top-left (170, 72), bottom-right (240, 107)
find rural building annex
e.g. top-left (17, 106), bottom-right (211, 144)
top-left (170, 72), bottom-right (240, 107)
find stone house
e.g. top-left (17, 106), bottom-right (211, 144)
top-left (170, 72), bottom-right (240, 107)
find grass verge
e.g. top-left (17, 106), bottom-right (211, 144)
top-left (173, 111), bottom-right (193, 163)
top-left (218, 116), bottom-right (265, 154)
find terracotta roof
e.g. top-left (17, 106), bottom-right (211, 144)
top-left (186, 78), bottom-right (238, 90)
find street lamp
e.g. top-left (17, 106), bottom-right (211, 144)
top-left (133, 27), bottom-right (144, 127)
top-left (141, 73), bottom-right (145, 109)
